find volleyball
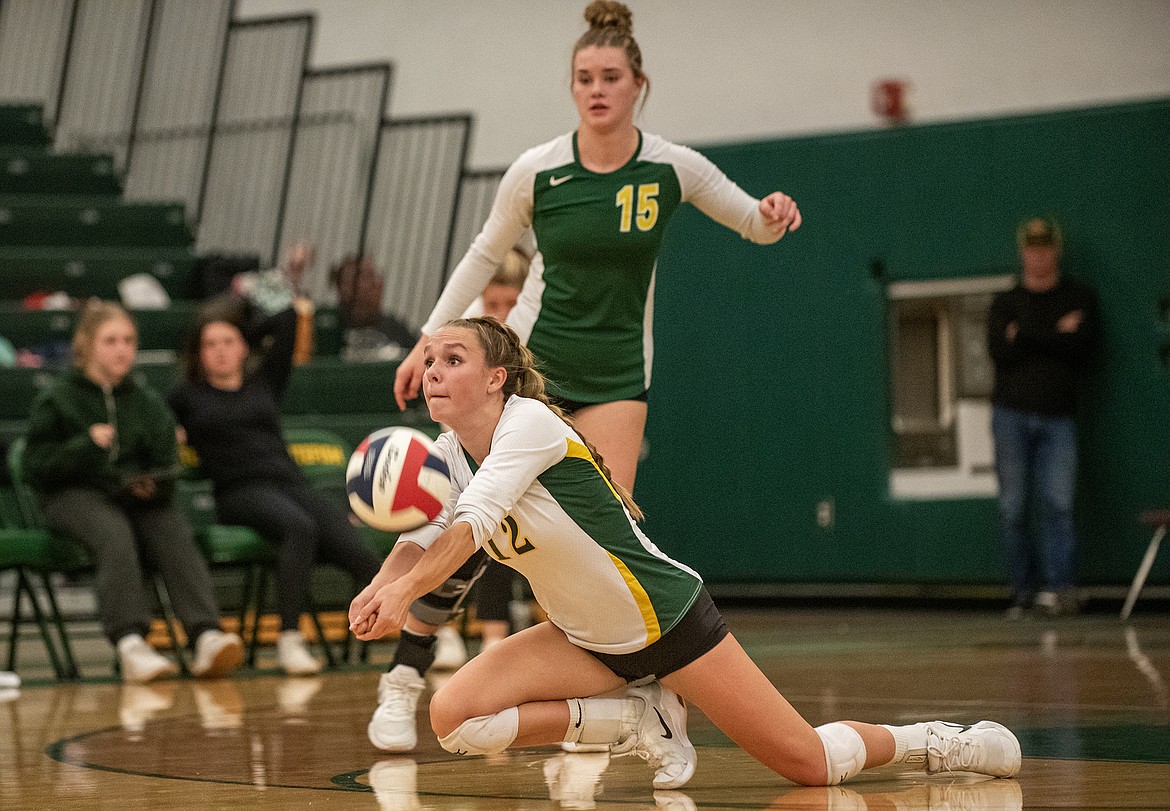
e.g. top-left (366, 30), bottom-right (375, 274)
top-left (346, 427), bottom-right (451, 532)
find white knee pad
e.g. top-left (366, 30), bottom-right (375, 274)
top-left (438, 707), bottom-right (519, 756)
top-left (815, 723), bottom-right (867, 785)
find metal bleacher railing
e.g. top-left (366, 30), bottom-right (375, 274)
top-left (0, 0), bottom-right (503, 332)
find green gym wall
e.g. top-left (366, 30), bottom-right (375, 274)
top-left (638, 99), bottom-right (1170, 589)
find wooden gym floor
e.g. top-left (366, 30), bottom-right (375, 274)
top-left (2, 605), bottom-right (1168, 809)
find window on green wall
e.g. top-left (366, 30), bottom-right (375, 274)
top-left (887, 275), bottom-right (1014, 499)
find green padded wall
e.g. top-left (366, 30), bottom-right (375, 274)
top-left (638, 99), bottom-right (1170, 587)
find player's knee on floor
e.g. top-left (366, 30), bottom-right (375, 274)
top-left (814, 723), bottom-right (867, 785)
top-left (437, 708), bottom-right (519, 756)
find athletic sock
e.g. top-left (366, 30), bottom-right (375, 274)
top-left (879, 723), bottom-right (930, 768)
top-left (564, 697), bottom-right (642, 745)
top-left (390, 630), bottom-right (437, 675)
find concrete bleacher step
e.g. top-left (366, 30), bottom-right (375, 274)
top-left (0, 105), bottom-right (51, 148)
top-left (0, 148), bottom-right (122, 196)
top-left (0, 197), bottom-right (192, 247)
top-left (0, 245), bottom-right (198, 301)
top-left (0, 301), bottom-right (199, 367)
top-left (0, 358), bottom-right (437, 444)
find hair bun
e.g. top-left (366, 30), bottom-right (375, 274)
top-left (584, 1), bottom-right (633, 34)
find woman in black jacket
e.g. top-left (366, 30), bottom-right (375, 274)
top-left (170, 294), bottom-right (381, 674)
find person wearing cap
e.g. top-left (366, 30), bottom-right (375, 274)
top-left (987, 217), bottom-right (1098, 619)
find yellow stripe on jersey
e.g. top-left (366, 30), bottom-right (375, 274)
top-left (605, 551), bottom-right (662, 645)
top-left (565, 438), bottom-right (660, 641)
top-left (565, 439), bottom-right (623, 504)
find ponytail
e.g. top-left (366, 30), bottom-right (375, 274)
top-left (449, 317), bottom-right (644, 522)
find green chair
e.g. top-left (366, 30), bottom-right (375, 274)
top-left (284, 427), bottom-right (352, 498)
top-left (0, 521), bottom-right (87, 680)
top-left (283, 427), bottom-right (404, 663)
top-left (177, 432), bottom-right (348, 669)
top-left (282, 423), bottom-right (402, 558)
top-left (284, 427), bottom-right (406, 662)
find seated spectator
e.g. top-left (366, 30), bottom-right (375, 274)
top-left (169, 290), bottom-right (382, 675)
top-left (330, 255), bottom-right (416, 361)
top-left (22, 300), bottom-right (243, 683)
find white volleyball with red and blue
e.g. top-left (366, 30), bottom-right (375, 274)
top-left (346, 427), bottom-right (451, 532)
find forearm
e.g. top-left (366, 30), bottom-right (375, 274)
top-left (421, 245), bottom-right (505, 334)
top-left (248, 306), bottom-right (297, 396)
top-left (421, 172), bottom-right (530, 334)
top-left (394, 523), bottom-right (478, 604)
top-left (369, 541), bottom-right (426, 591)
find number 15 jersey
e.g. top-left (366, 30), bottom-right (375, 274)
top-left (422, 130), bottom-right (785, 403)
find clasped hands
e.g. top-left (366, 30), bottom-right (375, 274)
top-left (349, 580), bottom-right (413, 641)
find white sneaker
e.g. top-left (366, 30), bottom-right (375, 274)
top-left (611, 682), bottom-right (697, 789)
top-left (277, 630), bottom-right (323, 675)
top-left (117, 633), bottom-right (180, 683)
top-left (190, 629), bottom-right (244, 678)
top-left (432, 625), bottom-right (468, 670)
top-left (926, 721), bottom-right (1022, 778)
top-left (543, 751), bottom-right (610, 810)
top-left (369, 665), bottom-right (426, 751)
top-left (369, 758), bottom-right (421, 811)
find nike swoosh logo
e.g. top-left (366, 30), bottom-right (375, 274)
top-left (936, 723), bottom-right (973, 733)
top-left (653, 708), bottom-right (673, 739)
top-left (549, 174), bottom-right (573, 186)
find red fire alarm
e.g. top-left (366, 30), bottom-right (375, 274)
top-left (871, 79), bottom-right (910, 127)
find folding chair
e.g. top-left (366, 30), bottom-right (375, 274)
top-left (1120, 510), bottom-right (1170, 622)
top-left (177, 431), bottom-right (346, 669)
top-left (0, 526), bottom-right (85, 680)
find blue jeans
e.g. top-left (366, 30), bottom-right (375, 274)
top-left (992, 406), bottom-right (1079, 604)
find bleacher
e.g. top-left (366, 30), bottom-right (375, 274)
top-left (0, 1), bottom-right (497, 678)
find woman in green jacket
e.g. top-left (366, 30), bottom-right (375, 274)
top-left (23, 300), bottom-right (242, 683)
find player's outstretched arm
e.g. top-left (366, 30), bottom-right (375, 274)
top-left (351, 524), bottom-right (477, 640)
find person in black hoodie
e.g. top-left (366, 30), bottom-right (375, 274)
top-left (987, 217), bottom-right (1098, 618)
top-left (24, 300), bottom-right (243, 682)
top-left (169, 292), bottom-right (381, 674)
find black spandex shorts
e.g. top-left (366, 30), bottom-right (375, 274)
top-left (584, 587), bottom-right (728, 682)
top-left (550, 389), bottom-right (649, 416)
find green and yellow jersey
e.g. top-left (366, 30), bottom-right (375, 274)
top-left (399, 395), bottom-right (703, 654)
top-left (423, 130), bottom-right (785, 402)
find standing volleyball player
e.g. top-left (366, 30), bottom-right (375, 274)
top-left (378, 0), bottom-right (801, 751)
top-left (353, 318), bottom-right (1022, 790)
top-left (394, 0), bottom-right (801, 493)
